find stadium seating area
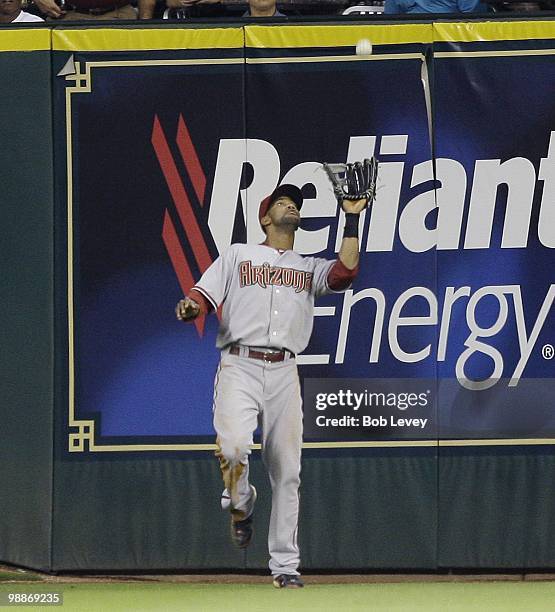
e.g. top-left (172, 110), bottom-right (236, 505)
top-left (16, 0), bottom-right (555, 21)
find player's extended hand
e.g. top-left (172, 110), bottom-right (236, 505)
top-left (175, 297), bottom-right (200, 321)
top-left (341, 198), bottom-right (368, 214)
top-left (323, 158), bottom-right (378, 214)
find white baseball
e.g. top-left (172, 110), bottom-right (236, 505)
top-left (356, 39), bottom-right (373, 56)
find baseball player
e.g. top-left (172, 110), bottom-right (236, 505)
top-left (176, 161), bottom-right (377, 588)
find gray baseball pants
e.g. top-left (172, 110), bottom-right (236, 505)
top-left (213, 347), bottom-right (303, 576)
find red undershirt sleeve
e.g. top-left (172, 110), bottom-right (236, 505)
top-left (189, 288), bottom-right (215, 316)
top-left (327, 259), bottom-right (359, 291)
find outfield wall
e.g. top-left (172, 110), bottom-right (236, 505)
top-left (1, 20), bottom-right (554, 571)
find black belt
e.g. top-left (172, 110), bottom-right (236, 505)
top-left (229, 345), bottom-right (294, 363)
top-left (67, 3), bottom-right (128, 14)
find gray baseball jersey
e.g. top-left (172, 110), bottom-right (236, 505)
top-left (191, 242), bottom-right (345, 577)
top-left (192, 243), bottom-right (336, 354)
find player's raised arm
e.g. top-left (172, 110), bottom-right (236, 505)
top-left (321, 158), bottom-right (379, 286)
top-left (324, 158), bottom-right (378, 271)
top-left (337, 196), bottom-right (368, 270)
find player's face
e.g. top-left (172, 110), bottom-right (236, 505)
top-left (267, 197), bottom-right (301, 230)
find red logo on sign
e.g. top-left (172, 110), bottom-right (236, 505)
top-left (151, 114), bottom-right (215, 337)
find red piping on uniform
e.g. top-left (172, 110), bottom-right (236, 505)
top-left (189, 288), bottom-right (215, 316)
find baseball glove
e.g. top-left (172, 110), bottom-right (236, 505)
top-left (323, 157), bottom-right (378, 208)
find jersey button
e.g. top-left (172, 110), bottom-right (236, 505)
top-left (274, 310), bottom-right (278, 315)
top-left (276, 289), bottom-right (280, 294)
top-left (272, 331), bottom-right (277, 336)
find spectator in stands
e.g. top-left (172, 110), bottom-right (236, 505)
top-left (384, 0), bottom-right (479, 11)
top-left (32, 0), bottom-right (141, 19)
top-left (139, 0), bottom-right (223, 19)
top-left (139, 0), bottom-right (284, 18)
top-left (0, 0), bottom-right (44, 20)
top-left (244, 0), bottom-right (285, 15)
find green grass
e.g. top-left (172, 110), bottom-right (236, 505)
top-left (1, 582), bottom-right (555, 611)
top-left (0, 571), bottom-right (42, 582)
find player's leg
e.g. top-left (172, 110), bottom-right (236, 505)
top-left (261, 359), bottom-right (303, 578)
top-left (213, 350), bottom-right (261, 523)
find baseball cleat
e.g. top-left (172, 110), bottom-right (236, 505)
top-left (272, 574), bottom-right (304, 589)
top-left (229, 485), bottom-right (257, 548)
top-left (230, 514), bottom-right (253, 548)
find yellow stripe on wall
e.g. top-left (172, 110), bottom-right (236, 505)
top-left (52, 28), bottom-right (244, 52)
top-left (434, 20), bottom-right (555, 43)
top-left (245, 24), bottom-right (433, 49)
top-left (6, 22), bottom-right (555, 53)
top-left (0, 29), bottom-right (50, 52)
